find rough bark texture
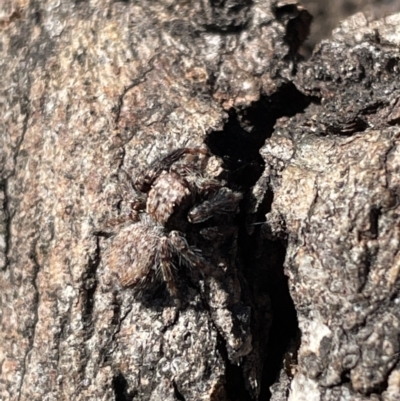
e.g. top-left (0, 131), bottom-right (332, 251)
top-left (300, 0), bottom-right (400, 55)
top-left (0, 1), bottom-right (399, 401)
top-left (265, 13), bottom-right (400, 401)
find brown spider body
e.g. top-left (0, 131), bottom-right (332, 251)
top-left (146, 171), bottom-right (191, 225)
top-left (133, 147), bottom-right (208, 193)
top-left (109, 215), bottom-right (202, 298)
top-left (109, 147), bottom-right (242, 300)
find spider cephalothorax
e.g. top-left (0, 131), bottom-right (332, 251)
top-left (109, 147), bottom-right (242, 300)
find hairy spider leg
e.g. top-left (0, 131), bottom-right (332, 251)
top-left (159, 236), bottom-right (179, 299)
top-left (168, 231), bottom-right (226, 288)
top-left (187, 187), bottom-right (243, 223)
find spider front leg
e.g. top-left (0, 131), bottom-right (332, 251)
top-left (187, 187), bottom-right (243, 224)
top-left (101, 197), bottom-right (146, 233)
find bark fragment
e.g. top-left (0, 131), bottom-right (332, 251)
top-left (258, 12), bottom-right (400, 401)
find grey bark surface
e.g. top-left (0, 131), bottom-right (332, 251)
top-left (0, 1), bottom-right (399, 401)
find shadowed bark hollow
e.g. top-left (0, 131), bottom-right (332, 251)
top-left (0, 1), bottom-right (400, 401)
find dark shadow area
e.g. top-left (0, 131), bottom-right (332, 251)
top-left (258, 242), bottom-right (299, 400)
top-left (206, 83), bottom-right (315, 399)
top-left (81, 236), bottom-right (100, 337)
top-left (206, 83), bottom-right (316, 187)
top-left (113, 372), bottom-right (135, 401)
top-left (217, 332), bottom-right (253, 401)
top-left (0, 180), bottom-right (10, 272)
top-left (172, 380), bottom-right (187, 401)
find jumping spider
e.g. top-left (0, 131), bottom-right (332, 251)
top-left (109, 147), bottom-right (242, 301)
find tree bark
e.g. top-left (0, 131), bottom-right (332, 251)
top-left (0, 1), bottom-right (399, 401)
